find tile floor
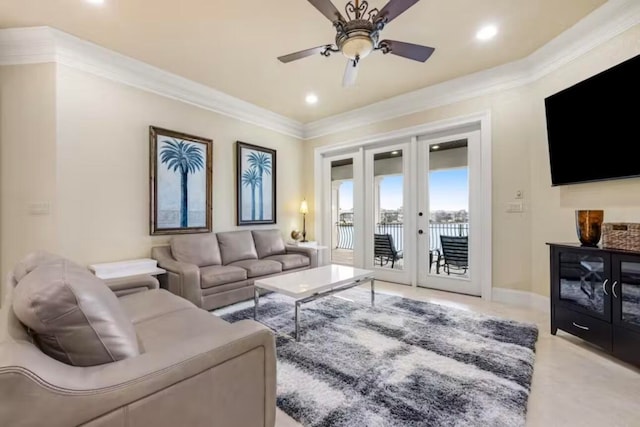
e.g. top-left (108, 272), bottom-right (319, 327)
top-left (275, 281), bottom-right (640, 427)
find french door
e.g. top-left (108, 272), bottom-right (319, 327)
top-left (364, 142), bottom-right (412, 284)
top-left (416, 130), bottom-right (482, 296)
top-left (322, 151), bottom-right (363, 267)
top-left (319, 122), bottom-right (488, 297)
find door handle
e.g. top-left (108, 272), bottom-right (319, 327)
top-left (612, 281), bottom-right (619, 298)
top-left (602, 279), bottom-right (609, 296)
top-left (418, 230), bottom-right (424, 235)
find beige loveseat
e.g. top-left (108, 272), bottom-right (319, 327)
top-left (0, 251), bottom-right (276, 427)
top-left (152, 229), bottom-right (318, 311)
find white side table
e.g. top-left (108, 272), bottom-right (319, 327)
top-left (89, 258), bottom-right (166, 280)
top-left (88, 258), bottom-right (166, 297)
top-left (292, 241), bottom-right (330, 266)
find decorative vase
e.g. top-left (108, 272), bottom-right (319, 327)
top-left (291, 230), bottom-right (302, 241)
top-left (575, 210), bottom-right (604, 247)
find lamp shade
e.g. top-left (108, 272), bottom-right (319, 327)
top-left (299, 200), bottom-right (309, 214)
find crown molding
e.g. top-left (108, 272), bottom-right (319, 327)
top-left (0, 27), bottom-right (305, 139)
top-left (1, 0), bottom-right (639, 141)
top-left (303, 0), bottom-right (640, 139)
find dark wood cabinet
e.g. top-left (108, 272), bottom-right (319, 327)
top-left (549, 243), bottom-right (640, 367)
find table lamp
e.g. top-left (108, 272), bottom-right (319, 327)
top-left (299, 199), bottom-right (309, 242)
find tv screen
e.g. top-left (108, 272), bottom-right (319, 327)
top-left (544, 53), bottom-right (640, 186)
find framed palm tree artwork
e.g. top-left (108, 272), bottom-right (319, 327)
top-left (149, 126), bottom-right (212, 235)
top-left (236, 141), bottom-right (276, 225)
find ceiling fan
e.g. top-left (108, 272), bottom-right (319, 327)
top-left (278, 0), bottom-right (435, 87)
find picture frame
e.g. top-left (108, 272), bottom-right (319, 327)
top-left (236, 141), bottom-right (276, 225)
top-left (149, 126), bottom-right (213, 235)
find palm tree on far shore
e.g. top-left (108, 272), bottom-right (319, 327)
top-left (242, 167), bottom-right (261, 220)
top-left (247, 151), bottom-right (272, 220)
top-left (160, 139), bottom-right (204, 227)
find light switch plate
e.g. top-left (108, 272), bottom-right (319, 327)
top-left (28, 202), bottom-right (50, 215)
top-left (507, 202), bottom-right (523, 213)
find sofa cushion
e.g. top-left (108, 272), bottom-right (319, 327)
top-left (228, 260), bottom-right (282, 278)
top-left (200, 265), bottom-right (248, 289)
top-left (264, 254), bottom-right (310, 271)
top-left (12, 259), bottom-right (140, 367)
top-left (132, 305), bottom-right (231, 353)
top-left (251, 230), bottom-right (286, 259)
top-left (118, 289), bottom-right (196, 325)
top-left (217, 231), bottom-right (258, 265)
top-left (170, 234), bottom-right (221, 267)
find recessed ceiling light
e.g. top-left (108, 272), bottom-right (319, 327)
top-left (305, 93), bottom-right (318, 105)
top-left (86, 0), bottom-right (105, 4)
top-left (476, 25), bottom-right (498, 41)
top-left (432, 145), bottom-right (440, 150)
top-left (391, 151), bottom-right (399, 155)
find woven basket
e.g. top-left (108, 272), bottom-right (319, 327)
top-left (602, 223), bottom-right (640, 252)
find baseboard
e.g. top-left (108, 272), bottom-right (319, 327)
top-left (492, 288), bottom-right (550, 313)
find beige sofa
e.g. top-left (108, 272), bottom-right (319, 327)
top-left (152, 229), bottom-right (318, 311)
top-left (0, 252), bottom-right (276, 427)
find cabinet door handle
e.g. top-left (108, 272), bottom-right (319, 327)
top-left (602, 279), bottom-right (609, 296)
top-left (572, 322), bottom-right (590, 331)
top-left (612, 281), bottom-right (619, 298)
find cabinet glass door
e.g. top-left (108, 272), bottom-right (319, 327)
top-left (557, 250), bottom-right (610, 320)
top-left (615, 260), bottom-right (640, 333)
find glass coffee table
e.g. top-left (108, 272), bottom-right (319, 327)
top-left (253, 264), bottom-right (375, 341)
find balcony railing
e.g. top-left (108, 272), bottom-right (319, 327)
top-left (335, 222), bottom-right (468, 252)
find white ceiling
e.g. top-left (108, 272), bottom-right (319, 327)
top-left (0, 0), bottom-right (606, 123)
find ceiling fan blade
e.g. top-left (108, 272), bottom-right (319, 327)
top-left (278, 45), bottom-right (331, 63)
top-left (380, 40), bottom-right (435, 62)
top-left (343, 59), bottom-right (360, 88)
top-left (307, 0), bottom-right (346, 23)
top-left (376, 0), bottom-right (420, 24)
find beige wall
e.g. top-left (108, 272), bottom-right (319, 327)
top-left (528, 25), bottom-right (640, 296)
top-left (0, 63), bottom-right (305, 280)
top-left (0, 64), bottom-right (59, 280)
top-left (304, 24), bottom-right (640, 297)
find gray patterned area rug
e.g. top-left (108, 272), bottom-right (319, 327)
top-left (219, 288), bottom-right (539, 427)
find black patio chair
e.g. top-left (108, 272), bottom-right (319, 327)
top-left (374, 233), bottom-right (403, 268)
top-left (439, 235), bottom-right (468, 275)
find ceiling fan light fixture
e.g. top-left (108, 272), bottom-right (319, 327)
top-left (341, 36), bottom-right (374, 60)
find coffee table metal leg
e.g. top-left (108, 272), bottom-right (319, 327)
top-left (295, 301), bottom-right (301, 342)
top-left (371, 279), bottom-right (375, 307)
top-left (254, 287), bottom-right (260, 320)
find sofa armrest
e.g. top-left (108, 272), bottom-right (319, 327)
top-left (0, 319), bottom-right (276, 427)
top-left (285, 245), bottom-right (318, 268)
top-left (105, 275), bottom-right (159, 297)
top-left (151, 246), bottom-right (202, 307)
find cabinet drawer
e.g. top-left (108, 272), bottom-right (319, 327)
top-left (555, 307), bottom-right (612, 351)
top-left (613, 327), bottom-right (640, 367)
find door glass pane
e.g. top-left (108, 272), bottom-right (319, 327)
top-left (559, 252), bottom-right (605, 314)
top-left (331, 159), bottom-right (353, 265)
top-left (428, 140), bottom-right (469, 277)
top-left (373, 150), bottom-right (404, 270)
top-left (620, 261), bottom-right (640, 328)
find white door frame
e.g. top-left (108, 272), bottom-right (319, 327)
top-left (417, 130), bottom-right (482, 296)
top-left (314, 111), bottom-right (492, 300)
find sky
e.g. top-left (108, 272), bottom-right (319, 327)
top-left (338, 168), bottom-right (468, 211)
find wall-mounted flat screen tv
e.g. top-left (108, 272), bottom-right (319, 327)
top-left (544, 53), bottom-right (640, 186)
